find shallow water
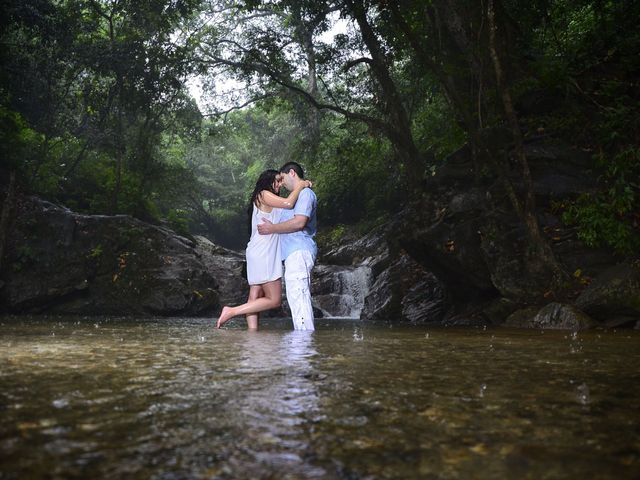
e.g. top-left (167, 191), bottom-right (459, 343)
top-left (0, 316), bottom-right (639, 479)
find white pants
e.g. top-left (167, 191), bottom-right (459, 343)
top-left (284, 250), bottom-right (315, 331)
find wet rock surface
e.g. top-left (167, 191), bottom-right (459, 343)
top-left (575, 263), bottom-right (640, 327)
top-left (362, 253), bottom-right (448, 324)
top-left (0, 197), bottom-right (239, 316)
top-left (505, 303), bottom-right (596, 330)
top-left (1, 134), bottom-right (636, 327)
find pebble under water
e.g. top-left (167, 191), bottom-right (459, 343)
top-left (0, 315), bottom-right (639, 479)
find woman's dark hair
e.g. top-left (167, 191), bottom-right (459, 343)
top-left (247, 169), bottom-right (279, 234)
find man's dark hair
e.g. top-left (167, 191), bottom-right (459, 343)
top-left (280, 161), bottom-right (304, 179)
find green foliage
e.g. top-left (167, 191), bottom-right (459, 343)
top-left (88, 245), bottom-right (103, 259)
top-left (563, 195), bottom-right (639, 255)
top-left (3, 0), bottom-right (638, 258)
top-left (1, 0), bottom-right (202, 222)
top-left (309, 118), bottom-right (399, 225)
top-left (0, 106), bottom-right (43, 174)
top-left (167, 209), bottom-right (191, 237)
top-left (412, 94), bottom-right (466, 164)
top-left (315, 223), bottom-right (347, 252)
top-left (502, 0), bottom-right (640, 257)
top-left (563, 146), bottom-right (640, 254)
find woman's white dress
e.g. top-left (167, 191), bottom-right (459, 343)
top-left (246, 204), bottom-right (283, 285)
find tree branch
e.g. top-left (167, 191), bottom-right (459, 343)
top-left (342, 57), bottom-right (375, 71)
top-left (201, 93), bottom-right (275, 120)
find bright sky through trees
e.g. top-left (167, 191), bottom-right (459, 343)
top-left (187, 14), bottom-right (349, 114)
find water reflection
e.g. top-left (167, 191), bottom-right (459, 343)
top-left (0, 317), bottom-right (638, 479)
top-left (228, 331), bottom-right (323, 476)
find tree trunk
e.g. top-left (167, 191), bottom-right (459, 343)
top-left (486, 0), bottom-right (560, 274)
top-left (346, 0), bottom-right (424, 192)
top-left (0, 170), bottom-right (17, 271)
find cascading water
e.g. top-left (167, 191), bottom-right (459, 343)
top-left (312, 264), bottom-right (373, 318)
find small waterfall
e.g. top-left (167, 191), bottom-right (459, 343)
top-left (312, 265), bottom-right (372, 318)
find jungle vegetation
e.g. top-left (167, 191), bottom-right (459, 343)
top-left (1, 0), bottom-right (638, 261)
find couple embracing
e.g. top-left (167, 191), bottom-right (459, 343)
top-left (216, 161), bottom-right (317, 331)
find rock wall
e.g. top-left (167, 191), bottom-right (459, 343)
top-left (0, 196), bottom-right (247, 316)
top-left (319, 135), bottom-right (639, 329)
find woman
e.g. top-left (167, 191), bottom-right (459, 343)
top-left (216, 169), bottom-right (311, 329)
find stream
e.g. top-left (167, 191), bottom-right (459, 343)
top-left (1, 315), bottom-right (639, 479)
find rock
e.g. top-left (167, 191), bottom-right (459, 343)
top-left (481, 297), bottom-right (522, 325)
top-left (503, 306), bottom-right (542, 328)
top-left (448, 188), bottom-right (486, 215)
top-left (522, 138), bottom-right (596, 206)
top-left (321, 222), bottom-right (391, 275)
top-left (575, 263), bottom-right (640, 326)
top-left (401, 275), bottom-right (447, 324)
top-left (0, 196), bottom-right (236, 316)
top-left (361, 254), bottom-right (447, 324)
top-left (532, 303), bottom-right (597, 330)
top-left (505, 303), bottom-right (596, 330)
top-left (401, 203), bottom-right (497, 299)
top-left (312, 264), bottom-right (372, 318)
top-left (193, 235), bottom-right (248, 307)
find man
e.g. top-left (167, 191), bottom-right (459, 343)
top-left (257, 162), bottom-right (317, 331)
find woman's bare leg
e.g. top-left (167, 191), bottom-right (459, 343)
top-left (216, 279), bottom-right (282, 328)
top-left (246, 285), bottom-right (263, 330)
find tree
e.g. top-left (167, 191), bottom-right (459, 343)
top-left (195, 0), bottom-right (429, 192)
top-left (1, 0), bottom-right (203, 219)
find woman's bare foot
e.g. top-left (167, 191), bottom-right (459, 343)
top-left (216, 306), bottom-right (235, 329)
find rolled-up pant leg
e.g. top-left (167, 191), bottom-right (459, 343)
top-left (284, 250), bottom-right (315, 331)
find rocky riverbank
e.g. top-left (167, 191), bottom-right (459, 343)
top-left (1, 133), bottom-right (639, 329)
top-left (320, 134), bottom-right (640, 329)
top-left (0, 195), bottom-right (247, 316)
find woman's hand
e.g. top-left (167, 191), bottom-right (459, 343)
top-left (295, 179), bottom-right (312, 190)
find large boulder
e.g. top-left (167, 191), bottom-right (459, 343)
top-left (400, 189), bottom-right (497, 301)
top-left (575, 263), bottom-right (640, 326)
top-left (361, 253), bottom-right (448, 324)
top-left (478, 214), bottom-right (555, 301)
top-left (193, 235), bottom-right (248, 307)
top-left (505, 303), bottom-right (596, 330)
top-left (0, 196), bottom-right (243, 316)
top-left (321, 222), bottom-right (392, 276)
top-left (521, 137), bottom-right (597, 207)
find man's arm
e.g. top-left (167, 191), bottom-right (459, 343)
top-left (258, 215), bottom-right (308, 235)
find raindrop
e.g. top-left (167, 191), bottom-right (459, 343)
top-left (52, 399), bottom-right (68, 408)
top-left (353, 327), bottom-right (364, 342)
top-left (576, 383), bottom-right (590, 405)
top-left (479, 383), bottom-right (487, 398)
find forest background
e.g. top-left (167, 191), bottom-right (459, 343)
top-left (1, 0), bottom-right (638, 265)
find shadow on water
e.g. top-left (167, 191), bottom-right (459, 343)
top-left (0, 315), bottom-right (639, 479)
